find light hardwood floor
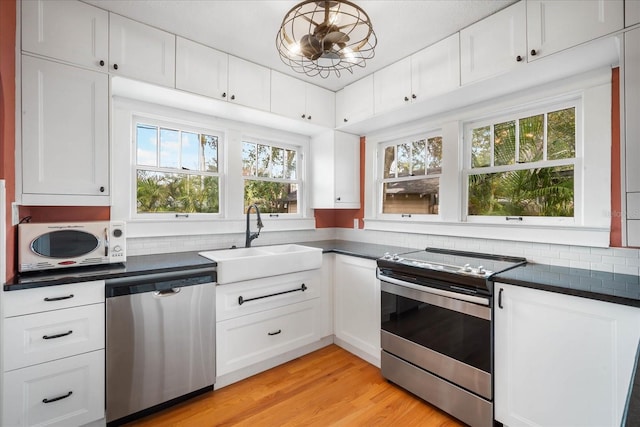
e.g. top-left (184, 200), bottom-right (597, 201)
top-left (126, 345), bottom-right (465, 426)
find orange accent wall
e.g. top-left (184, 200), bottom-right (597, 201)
top-left (610, 67), bottom-right (622, 247)
top-left (314, 136), bottom-right (366, 228)
top-left (18, 206), bottom-right (111, 223)
top-left (1, 0), bottom-right (16, 280)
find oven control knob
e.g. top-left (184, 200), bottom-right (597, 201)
top-left (383, 252), bottom-right (391, 260)
top-left (477, 266), bottom-right (485, 274)
top-left (392, 254), bottom-right (400, 261)
top-left (463, 264), bottom-right (472, 272)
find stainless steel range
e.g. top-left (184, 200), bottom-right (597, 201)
top-left (377, 248), bottom-right (526, 427)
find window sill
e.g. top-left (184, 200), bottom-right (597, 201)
top-left (126, 217), bottom-right (316, 238)
top-left (364, 219), bottom-right (610, 248)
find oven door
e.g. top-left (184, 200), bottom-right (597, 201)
top-left (380, 279), bottom-right (492, 399)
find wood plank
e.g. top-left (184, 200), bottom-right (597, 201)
top-left (125, 345), bottom-right (465, 426)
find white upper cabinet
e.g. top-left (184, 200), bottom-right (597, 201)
top-left (374, 33), bottom-right (460, 115)
top-left (270, 71), bottom-right (335, 128)
top-left (21, 55), bottom-right (109, 205)
top-left (228, 56), bottom-right (271, 111)
top-left (336, 74), bottom-right (374, 125)
top-left (628, 0), bottom-right (640, 27)
top-left (527, 0), bottom-right (624, 61)
top-left (311, 131), bottom-right (360, 209)
top-left (21, 0), bottom-right (108, 71)
top-left (411, 33), bottom-right (460, 100)
top-left (109, 13), bottom-right (176, 88)
top-left (460, 1), bottom-right (527, 85)
top-left (175, 37), bottom-right (228, 101)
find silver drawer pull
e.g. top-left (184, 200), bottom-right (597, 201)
top-left (268, 329), bottom-right (282, 336)
top-left (42, 391), bottom-right (72, 404)
top-left (238, 283), bottom-right (307, 305)
top-left (44, 294), bottom-right (74, 302)
top-left (43, 330), bottom-right (73, 340)
top-left (153, 288), bottom-right (181, 297)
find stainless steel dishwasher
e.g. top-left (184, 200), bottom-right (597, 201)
top-left (105, 267), bottom-right (216, 425)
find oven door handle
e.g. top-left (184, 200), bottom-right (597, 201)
top-left (378, 274), bottom-right (491, 321)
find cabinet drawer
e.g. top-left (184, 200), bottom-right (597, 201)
top-left (3, 350), bottom-right (104, 427)
top-left (216, 300), bottom-right (321, 375)
top-left (3, 280), bottom-right (104, 317)
top-left (4, 304), bottom-right (105, 371)
top-left (216, 271), bottom-right (320, 321)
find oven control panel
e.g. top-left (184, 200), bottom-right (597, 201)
top-left (381, 253), bottom-right (494, 278)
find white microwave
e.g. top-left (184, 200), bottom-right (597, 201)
top-left (19, 221), bottom-right (126, 272)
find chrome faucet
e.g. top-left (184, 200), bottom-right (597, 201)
top-left (245, 204), bottom-right (264, 247)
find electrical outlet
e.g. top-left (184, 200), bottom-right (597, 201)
top-left (353, 218), bottom-right (359, 229)
top-left (11, 203), bottom-right (19, 226)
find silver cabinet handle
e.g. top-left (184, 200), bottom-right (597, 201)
top-left (153, 288), bottom-right (181, 297)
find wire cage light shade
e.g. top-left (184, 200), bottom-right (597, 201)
top-left (276, 0), bottom-right (377, 78)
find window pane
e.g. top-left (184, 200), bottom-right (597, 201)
top-left (257, 144), bottom-right (271, 177)
top-left (202, 134), bottom-right (218, 172)
top-left (242, 142), bottom-right (256, 176)
top-left (468, 166), bottom-right (574, 217)
top-left (285, 149), bottom-right (297, 180)
top-left (494, 121), bottom-right (515, 166)
top-left (136, 124), bottom-right (157, 167)
top-left (427, 137), bottom-right (442, 175)
top-left (244, 181), bottom-right (297, 214)
top-left (136, 170), bottom-right (219, 214)
top-left (271, 147), bottom-right (285, 178)
top-left (382, 178), bottom-right (439, 214)
top-left (471, 126), bottom-right (491, 168)
top-left (383, 146), bottom-right (395, 178)
top-left (411, 139), bottom-right (426, 176)
top-left (159, 128), bottom-right (180, 168)
top-left (519, 114), bottom-right (544, 163)
top-left (397, 143), bottom-right (411, 177)
top-left (548, 107), bottom-right (575, 160)
top-left (181, 132), bottom-right (199, 170)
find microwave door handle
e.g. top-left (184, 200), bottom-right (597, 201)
top-left (104, 227), bottom-right (109, 257)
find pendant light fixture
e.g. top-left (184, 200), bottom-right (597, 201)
top-left (276, 0), bottom-right (377, 78)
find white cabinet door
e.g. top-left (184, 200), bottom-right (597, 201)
top-left (626, 28), bottom-right (640, 193)
top-left (216, 300), bottom-right (321, 375)
top-left (109, 13), bottom-right (175, 87)
top-left (527, 0), bottom-right (624, 61)
top-left (336, 74), bottom-right (374, 125)
top-left (270, 71), bottom-right (306, 120)
top-left (411, 33), bottom-right (460, 100)
top-left (494, 283), bottom-right (640, 427)
top-left (305, 83), bottom-right (335, 128)
top-left (628, 0), bottom-right (640, 27)
top-left (310, 130), bottom-right (360, 209)
top-left (228, 56), bottom-right (271, 111)
top-left (21, 0), bottom-right (108, 71)
top-left (176, 37), bottom-right (228, 100)
top-left (373, 57), bottom-right (412, 115)
top-left (3, 350), bottom-right (104, 427)
top-left (460, 1), bottom-right (526, 85)
top-left (21, 55), bottom-right (109, 203)
top-left (333, 255), bottom-right (379, 364)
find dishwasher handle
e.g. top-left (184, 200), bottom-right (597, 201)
top-left (153, 288), bottom-right (182, 297)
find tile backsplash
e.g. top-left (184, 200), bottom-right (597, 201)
top-left (128, 227), bottom-right (640, 276)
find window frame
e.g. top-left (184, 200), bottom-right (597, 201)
top-left (377, 130), bottom-right (444, 220)
top-left (241, 136), bottom-right (304, 218)
top-left (131, 115), bottom-right (225, 220)
top-left (462, 98), bottom-right (582, 225)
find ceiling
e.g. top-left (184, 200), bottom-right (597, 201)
top-left (84, 0), bottom-right (517, 92)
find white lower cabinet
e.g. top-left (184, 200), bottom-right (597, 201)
top-left (3, 350), bottom-right (105, 427)
top-left (333, 255), bottom-right (380, 365)
top-left (216, 299), bottom-right (321, 376)
top-left (494, 283), bottom-right (640, 427)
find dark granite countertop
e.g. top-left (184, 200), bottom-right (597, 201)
top-left (492, 262), bottom-right (640, 308)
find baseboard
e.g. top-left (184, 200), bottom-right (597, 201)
top-left (333, 336), bottom-right (381, 368)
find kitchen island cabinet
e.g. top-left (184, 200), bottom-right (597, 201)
top-left (333, 254), bottom-right (380, 366)
top-left (494, 282), bottom-right (640, 427)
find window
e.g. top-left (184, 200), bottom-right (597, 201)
top-left (242, 140), bottom-right (300, 214)
top-left (380, 135), bottom-right (442, 215)
top-left (135, 122), bottom-right (221, 215)
top-left (466, 103), bottom-right (577, 219)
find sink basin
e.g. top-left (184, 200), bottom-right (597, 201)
top-left (199, 244), bottom-right (322, 284)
